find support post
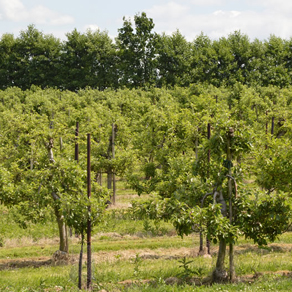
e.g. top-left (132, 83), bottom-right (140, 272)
top-left (271, 117), bottom-right (275, 136)
top-left (112, 123), bottom-right (116, 205)
top-left (206, 122), bottom-right (211, 254)
top-left (87, 134), bottom-right (92, 289)
top-left (75, 122), bottom-right (79, 162)
top-left (227, 128), bottom-right (235, 282)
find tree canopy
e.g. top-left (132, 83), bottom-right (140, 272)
top-left (2, 14), bottom-right (292, 90)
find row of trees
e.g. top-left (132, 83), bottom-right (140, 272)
top-left (1, 84), bottom-right (292, 284)
top-left (1, 12), bottom-right (292, 90)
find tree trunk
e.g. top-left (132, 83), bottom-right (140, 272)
top-left (206, 238), bottom-right (210, 255)
top-left (212, 239), bottom-right (228, 283)
top-left (53, 204), bottom-right (69, 253)
top-left (229, 242), bottom-right (235, 282)
top-left (107, 172), bottom-right (112, 189)
top-left (212, 191), bottom-right (228, 283)
top-left (96, 172), bottom-right (102, 186)
top-left (47, 138), bottom-right (69, 253)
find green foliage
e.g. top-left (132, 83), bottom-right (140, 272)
top-left (177, 257), bottom-right (206, 281)
top-left (0, 84), bottom-right (292, 287)
top-left (2, 18), bottom-right (292, 89)
top-left (255, 138), bottom-right (292, 192)
top-left (236, 191), bottom-right (292, 245)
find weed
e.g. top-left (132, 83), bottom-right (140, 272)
top-left (132, 253), bottom-right (143, 277)
top-left (178, 257), bottom-right (205, 282)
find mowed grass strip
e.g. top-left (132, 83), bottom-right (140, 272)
top-left (1, 251), bottom-right (292, 291)
top-left (2, 232), bottom-right (292, 260)
top-left (0, 234), bottom-right (200, 259)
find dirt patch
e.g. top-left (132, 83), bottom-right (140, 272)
top-left (91, 247), bottom-right (202, 264)
top-left (234, 243), bottom-right (292, 255)
top-left (1, 242), bottom-right (292, 272)
top-left (0, 257), bottom-right (52, 270)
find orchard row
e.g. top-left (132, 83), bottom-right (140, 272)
top-left (0, 84), bottom-right (292, 282)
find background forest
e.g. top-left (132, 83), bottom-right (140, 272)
top-left (1, 12), bottom-right (292, 91)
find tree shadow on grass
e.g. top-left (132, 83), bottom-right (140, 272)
top-left (0, 258), bottom-right (52, 270)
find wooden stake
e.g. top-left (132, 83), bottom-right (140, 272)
top-left (112, 124), bottom-right (116, 205)
top-left (87, 134), bottom-right (92, 289)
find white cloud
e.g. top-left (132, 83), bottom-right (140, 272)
top-left (145, 1), bottom-right (292, 40)
top-left (0, 0), bottom-right (27, 21)
top-left (146, 2), bottom-right (189, 20)
top-left (0, 0), bottom-right (74, 25)
top-left (188, 0), bottom-right (226, 5)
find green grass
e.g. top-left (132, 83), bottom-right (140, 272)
top-left (1, 255), bottom-right (292, 291)
top-left (124, 275), bottom-right (292, 291)
top-left (0, 265), bottom-right (79, 291)
top-left (2, 193), bottom-right (292, 292)
top-left (0, 235), bottom-right (199, 259)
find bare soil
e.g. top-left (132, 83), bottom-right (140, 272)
top-left (1, 241), bottom-right (292, 271)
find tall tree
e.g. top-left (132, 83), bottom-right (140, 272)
top-left (61, 29), bottom-right (116, 91)
top-left (0, 33), bottom-right (16, 89)
top-left (14, 25), bottom-right (61, 89)
top-left (157, 30), bottom-right (192, 87)
top-left (116, 12), bottom-right (158, 88)
top-left (191, 33), bottom-right (218, 85)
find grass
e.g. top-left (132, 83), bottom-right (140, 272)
top-left (2, 180), bottom-right (292, 291)
top-left (124, 275), bottom-right (292, 291)
top-left (1, 251), bottom-right (292, 291)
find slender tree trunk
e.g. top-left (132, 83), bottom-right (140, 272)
top-left (107, 172), bottom-right (112, 189)
top-left (212, 239), bottom-right (228, 282)
top-left (53, 204), bottom-right (69, 253)
top-left (271, 117), bottom-right (275, 135)
top-left (207, 239), bottom-right (211, 255)
top-left (96, 172), bottom-right (102, 186)
top-left (212, 190), bottom-right (228, 283)
top-left (47, 138), bottom-right (69, 253)
top-left (199, 231), bottom-right (204, 253)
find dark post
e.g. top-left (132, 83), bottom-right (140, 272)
top-left (206, 122), bottom-right (211, 254)
top-left (112, 124), bottom-right (116, 205)
top-left (72, 122), bottom-right (79, 238)
top-left (87, 133), bottom-right (92, 289)
top-left (227, 128), bottom-right (235, 281)
top-left (271, 117), bottom-right (275, 135)
top-left (76, 122), bottom-right (82, 289)
top-left (207, 123), bottom-right (211, 163)
top-left (75, 122), bottom-right (79, 162)
top-left (265, 111), bottom-right (268, 149)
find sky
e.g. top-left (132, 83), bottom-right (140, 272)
top-left (0, 0), bottom-right (292, 41)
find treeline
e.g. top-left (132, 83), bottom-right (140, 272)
top-left (1, 12), bottom-right (292, 91)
